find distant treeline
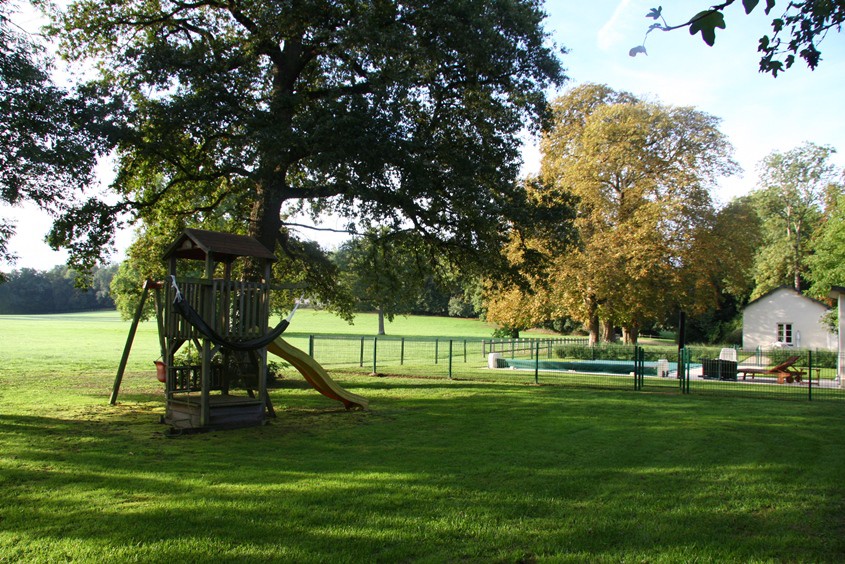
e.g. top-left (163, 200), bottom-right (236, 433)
top-left (0, 264), bottom-right (117, 314)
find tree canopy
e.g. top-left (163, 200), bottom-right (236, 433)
top-left (808, 191), bottom-right (845, 298)
top-left (486, 84), bottom-right (742, 344)
top-left (748, 142), bottom-right (841, 297)
top-left (0, 264), bottom-right (116, 314)
top-left (632, 1), bottom-right (845, 76)
top-left (333, 229), bottom-right (429, 335)
top-left (47, 0), bottom-right (568, 308)
top-left (0, 1), bottom-right (113, 278)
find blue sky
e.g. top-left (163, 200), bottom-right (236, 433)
top-left (2, 0), bottom-right (844, 270)
top-left (533, 0), bottom-right (845, 201)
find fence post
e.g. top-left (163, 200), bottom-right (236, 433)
top-left (678, 347), bottom-right (684, 393)
top-left (640, 346), bottom-right (645, 390)
top-left (680, 348), bottom-right (690, 394)
top-left (372, 337), bottom-right (378, 374)
top-left (640, 347), bottom-right (646, 390)
top-left (435, 339), bottom-right (439, 365)
top-left (633, 346), bottom-right (640, 391)
top-left (808, 350), bottom-right (813, 401)
top-left (641, 346), bottom-right (645, 390)
top-left (687, 349), bottom-right (692, 394)
top-left (534, 340), bottom-right (540, 384)
top-left (359, 336), bottom-right (365, 368)
top-left (400, 337), bottom-right (405, 366)
top-left (309, 335), bottom-right (314, 358)
top-left (448, 340), bottom-right (453, 380)
top-left (463, 340), bottom-right (467, 363)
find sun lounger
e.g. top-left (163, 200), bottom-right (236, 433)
top-left (738, 355), bottom-right (805, 384)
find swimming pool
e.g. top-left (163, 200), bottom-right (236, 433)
top-left (501, 358), bottom-right (690, 376)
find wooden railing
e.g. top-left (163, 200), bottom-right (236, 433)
top-left (164, 278), bottom-right (270, 340)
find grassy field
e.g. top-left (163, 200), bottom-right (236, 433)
top-left (285, 308), bottom-right (506, 338)
top-left (1, 311), bottom-right (844, 562)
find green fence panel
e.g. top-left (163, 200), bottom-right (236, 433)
top-left (296, 334), bottom-right (845, 402)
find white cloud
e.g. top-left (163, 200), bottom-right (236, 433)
top-left (597, 0), bottom-right (636, 52)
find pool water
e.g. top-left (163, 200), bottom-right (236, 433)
top-left (501, 358), bottom-right (690, 376)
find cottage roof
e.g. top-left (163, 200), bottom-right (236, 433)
top-left (828, 286), bottom-right (845, 299)
top-left (746, 285), bottom-right (830, 310)
top-left (162, 229), bottom-right (276, 263)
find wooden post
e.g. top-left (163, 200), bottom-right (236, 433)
top-left (154, 284), bottom-right (166, 359)
top-left (200, 255), bottom-right (215, 427)
top-left (260, 262), bottom-right (271, 416)
top-left (110, 279), bottom-right (154, 405)
top-left (200, 337), bottom-right (211, 427)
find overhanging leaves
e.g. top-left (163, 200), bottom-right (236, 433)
top-left (49, 0), bottom-right (569, 301)
top-left (688, 10), bottom-right (726, 46)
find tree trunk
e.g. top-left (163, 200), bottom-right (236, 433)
top-left (587, 313), bottom-right (599, 346)
top-left (601, 319), bottom-right (616, 343)
top-left (622, 323), bottom-right (639, 345)
top-left (377, 306), bottom-right (386, 335)
top-left (249, 184), bottom-right (286, 275)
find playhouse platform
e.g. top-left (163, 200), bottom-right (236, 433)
top-left (165, 393), bottom-right (265, 430)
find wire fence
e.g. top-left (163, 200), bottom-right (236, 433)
top-left (686, 346), bottom-right (843, 401)
top-left (273, 335), bottom-right (845, 402)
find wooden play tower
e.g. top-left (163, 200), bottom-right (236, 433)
top-left (159, 228), bottom-right (278, 430)
top-left (110, 227), bottom-right (367, 429)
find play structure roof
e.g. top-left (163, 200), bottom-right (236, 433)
top-left (163, 229), bottom-right (277, 263)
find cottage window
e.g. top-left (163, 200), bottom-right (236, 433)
top-left (776, 323), bottom-right (793, 345)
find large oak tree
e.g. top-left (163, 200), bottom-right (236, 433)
top-left (47, 0), bottom-right (567, 308)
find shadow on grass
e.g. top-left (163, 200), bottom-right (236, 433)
top-left (1, 380), bottom-right (844, 562)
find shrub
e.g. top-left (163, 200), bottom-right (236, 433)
top-left (553, 343), bottom-right (838, 369)
top-left (492, 326), bottom-right (520, 339)
top-left (554, 343), bottom-right (727, 363)
top-left (448, 296), bottom-right (476, 318)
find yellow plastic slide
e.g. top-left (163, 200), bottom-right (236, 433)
top-left (267, 336), bottom-right (368, 410)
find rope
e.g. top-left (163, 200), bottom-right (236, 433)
top-left (170, 275), bottom-right (183, 302)
top-left (286, 293), bottom-right (305, 323)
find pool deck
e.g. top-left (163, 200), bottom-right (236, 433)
top-left (496, 362), bottom-right (843, 388)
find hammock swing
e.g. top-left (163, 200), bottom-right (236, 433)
top-left (169, 276), bottom-right (299, 352)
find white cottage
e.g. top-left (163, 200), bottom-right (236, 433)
top-left (742, 287), bottom-right (834, 350)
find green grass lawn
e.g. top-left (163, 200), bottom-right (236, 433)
top-left (1, 311), bottom-right (844, 562)
top-left (285, 308), bottom-right (506, 338)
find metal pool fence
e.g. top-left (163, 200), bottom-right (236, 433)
top-left (273, 335), bottom-right (845, 402)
